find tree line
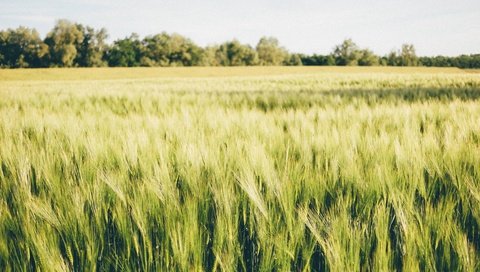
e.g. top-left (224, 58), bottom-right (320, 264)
top-left (1, 20), bottom-right (479, 68)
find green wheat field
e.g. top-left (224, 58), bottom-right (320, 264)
top-left (1, 67), bottom-right (479, 271)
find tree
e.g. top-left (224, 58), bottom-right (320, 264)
top-left (286, 53), bottom-right (303, 66)
top-left (106, 34), bottom-right (143, 67)
top-left (256, 37), bottom-right (288, 65)
top-left (75, 24), bottom-right (108, 67)
top-left (44, 20), bottom-right (84, 67)
top-left (0, 27), bottom-right (48, 68)
top-left (385, 44), bottom-right (418, 66)
top-left (142, 33), bottom-right (173, 66)
top-left (333, 39), bottom-right (361, 66)
top-left (3, 21), bottom-right (480, 69)
top-left (358, 49), bottom-right (379, 66)
top-left (199, 45), bottom-right (220, 66)
top-left (162, 33), bottom-right (202, 66)
top-left (386, 50), bottom-right (400, 66)
top-left (299, 54), bottom-right (335, 66)
top-left (326, 55), bottom-right (336, 66)
top-left (399, 44), bottom-right (418, 66)
top-left (140, 33), bottom-right (202, 66)
top-left (379, 57), bottom-right (388, 66)
top-left (215, 40), bottom-right (258, 66)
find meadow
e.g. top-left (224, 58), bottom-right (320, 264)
top-left (0, 67), bottom-right (479, 271)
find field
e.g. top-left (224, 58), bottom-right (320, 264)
top-left (0, 67), bottom-right (480, 271)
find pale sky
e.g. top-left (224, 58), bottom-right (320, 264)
top-left (1, 0), bottom-right (479, 56)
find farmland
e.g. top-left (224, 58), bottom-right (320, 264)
top-left (0, 67), bottom-right (480, 271)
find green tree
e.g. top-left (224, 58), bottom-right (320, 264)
top-left (358, 49), bottom-right (379, 66)
top-left (0, 27), bottom-right (48, 68)
top-left (333, 39), bottom-right (361, 66)
top-left (141, 33), bottom-right (202, 66)
top-left (75, 24), bottom-right (108, 67)
top-left (386, 50), bottom-right (400, 66)
top-left (299, 54), bottom-right (335, 66)
top-left (256, 37), bottom-right (288, 65)
top-left (44, 20), bottom-right (84, 67)
top-left (215, 40), bottom-right (258, 66)
top-left (326, 55), bottom-right (336, 66)
top-left (163, 33), bottom-right (202, 66)
top-left (142, 33), bottom-right (170, 66)
top-left (400, 44), bottom-right (418, 66)
top-left (286, 53), bottom-right (303, 66)
top-left (199, 45), bottom-right (220, 66)
top-left (106, 34), bottom-right (144, 67)
top-left (386, 45), bottom-right (418, 66)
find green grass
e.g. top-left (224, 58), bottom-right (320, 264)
top-left (0, 67), bottom-right (479, 271)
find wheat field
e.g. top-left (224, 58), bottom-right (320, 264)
top-left (0, 67), bottom-right (479, 271)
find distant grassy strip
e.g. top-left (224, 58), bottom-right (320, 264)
top-left (0, 66), bottom-right (468, 81)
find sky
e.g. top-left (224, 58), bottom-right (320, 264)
top-left (1, 0), bottom-right (479, 56)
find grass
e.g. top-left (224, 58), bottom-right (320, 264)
top-left (0, 67), bottom-right (479, 271)
top-left (0, 66), bottom-right (468, 81)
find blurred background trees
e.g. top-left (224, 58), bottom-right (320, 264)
top-left (0, 27), bottom-right (48, 68)
top-left (333, 39), bottom-right (361, 66)
top-left (256, 37), bottom-right (288, 65)
top-left (1, 20), bottom-right (479, 68)
top-left (44, 20), bottom-right (85, 67)
top-left (213, 40), bottom-right (258, 66)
